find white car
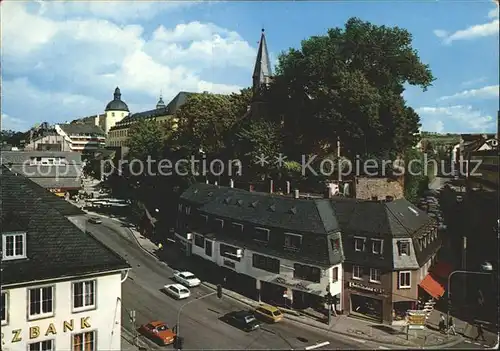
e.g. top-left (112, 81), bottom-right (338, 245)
top-left (163, 284), bottom-right (190, 300)
top-left (173, 271), bottom-right (201, 287)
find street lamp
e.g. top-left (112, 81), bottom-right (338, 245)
top-left (446, 262), bottom-right (494, 328)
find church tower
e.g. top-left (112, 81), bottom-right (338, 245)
top-left (250, 29), bottom-right (273, 120)
top-left (103, 87), bottom-right (129, 134)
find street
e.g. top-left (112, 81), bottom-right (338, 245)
top-left (75, 215), bottom-right (369, 350)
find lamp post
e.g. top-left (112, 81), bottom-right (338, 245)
top-left (176, 291), bottom-right (216, 348)
top-left (447, 262), bottom-right (493, 329)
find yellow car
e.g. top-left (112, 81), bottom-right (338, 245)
top-left (253, 304), bottom-right (284, 323)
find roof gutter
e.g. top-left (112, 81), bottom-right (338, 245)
top-left (1, 267), bottom-right (130, 289)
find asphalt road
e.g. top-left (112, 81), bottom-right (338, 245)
top-left (73, 215), bottom-right (369, 350)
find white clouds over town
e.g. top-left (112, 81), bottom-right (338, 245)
top-left (416, 105), bottom-right (495, 133)
top-left (1, 1), bottom-right (255, 129)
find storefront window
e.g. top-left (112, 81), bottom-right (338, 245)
top-left (393, 301), bottom-right (416, 321)
top-left (350, 294), bottom-right (382, 321)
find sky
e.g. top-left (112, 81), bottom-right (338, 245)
top-left (1, 0), bottom-right (499, 134)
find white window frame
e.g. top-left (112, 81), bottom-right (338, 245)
top-left (72, 330), bottom-right (97, 351)
top-left (284, 232), bottom-right (303, 249)
top-left (200, 214), bottom-right (208, 223)
top-left (354, 237), bottom-right (365, 252)
top-left (178, 203), bottom-right (182, 212)
top-left (1, 291), bottom-right (8, 325)
top-left (72, 280), bottom-right (96, 312)
top-left (352, 265), bottom-right (363, 280)
top-left (28, 339), bottom-right (55, 351)
top-left (399, 241), bottom-right (410, 256)
top-left (232, 222), bottom-right (243, 233)
top-left (2, 232), bottom-right (27, 260)
top-left (185, 206), bottom-right (191, 215)
top-left (28, 285), bottom-right (55, 320)
top-left (372, 239), bottom-right (383, 254)
top-left (215, 218), bottom-right (224, 229)
top-left (254, 227), bottom-right (270, 242)
top-left (369, 268), bottom-right (381, 283)
top-left (399, 271), bottom-right (411, 289)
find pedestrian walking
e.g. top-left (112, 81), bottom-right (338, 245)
top-left (474, 323), bottom-right (486, 341)
top-left (439, 314), bottom-right (446, 333)
top-left (447, 317), bottom-right (457, 335)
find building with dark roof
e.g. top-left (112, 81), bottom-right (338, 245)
top-left (0, 165), bottom-right (130, 350)
top-left (1, 151), bottom-right (83, 195)
top-left (106, 92), bottom-right (193, 148)
top-left (177, 182), bottom-right (442, 324)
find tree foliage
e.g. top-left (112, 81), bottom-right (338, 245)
top-left (268, 17), bottom-right (433, 158)
top-left (126, 119), bottom-right (168, 161)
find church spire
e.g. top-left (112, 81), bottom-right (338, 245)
top-left (252, 28), bottom-right (273, 94)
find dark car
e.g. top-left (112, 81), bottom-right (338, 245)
top-left (223, 310), bottom-right (261, 332)
top-left (88, 216), bottom-right (102, 224)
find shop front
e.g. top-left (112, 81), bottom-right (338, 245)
top-left (393, 300), bottom-right (417, 323)
top-left (346, 281), bottom-right (386, 322)
top-left (174, 232), bottom-right (193, 256)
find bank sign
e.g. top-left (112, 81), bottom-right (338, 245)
top-left (2, 317), bottom-right (91, 345)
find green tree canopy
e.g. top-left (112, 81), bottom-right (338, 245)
top-left (268, 17), bottom-right (434, 158)
top-left (126, 119), bottom-right (167, 161)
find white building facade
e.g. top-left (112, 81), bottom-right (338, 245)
top-left (1, 272), bottom-right (125, 351)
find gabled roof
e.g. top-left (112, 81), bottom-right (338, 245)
top-left (58, 123), bottom-right (105, 136)
top-left (0, 166), bottom-right (129, 286)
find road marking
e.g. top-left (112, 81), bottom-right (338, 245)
top-left (465, 340), bottom-right (472, 343)
top-left (305, 341), bottom-right (330, 350)
top-left (343, 336), bottom-right (367, 344)
top-left (378, 347), bottom-right (390, 349)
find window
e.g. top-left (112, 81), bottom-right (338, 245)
top-left (194, 234), bottom-right (205, 248)
top-left (1, 291), bottom-right (7, 325)
top-left (178, 204), bottom-right (182, 212)
top-left (372, 239), bottom-right (383, 254)
top-left (220, 243), bottom-right (241, 262)
top-left (204, 240), bottom-right (213, 257)
top-left (112, 112), bottom-right (115, 117)
top-left (253, 227), bottom-right (269, 242)
top-left (72, 281), bottom-right (96, 311)
top-left (330, 238), bottom-right (341, 253)
top-left (215, 218), bottom-right (224, 230)
top-left (352, 265), bottom-right (362, 280)
top-left (29, 286), bottom-right (54, 319)
top-left (72, 331), bottom-right (96, 351)
top-left (398, 271), bottom-right (411, 289)
top-left (2, 232), bottom-right (27, 260)
top-left (354, 237), bottom-right (365, 252)
top-left (185, 206), bottom-right (191, 215)
top-left (232, 222), bottom-right (243, 233)
top-left (252, 254), bottom-right (280, 274)
top-left (284, 233), bottom-right (302, 250)
top-left (398, 241), bottom-right (410, 256)
top-left (332, 267), bottom-right (338, 282)
top-left (29, 340), bottom-right (54, 351)
top-left (370, 268), bottom-right (381, 283)
top-left (293, 264), bottom-right (321, 283)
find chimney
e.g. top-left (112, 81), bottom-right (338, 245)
top-left (249, 184), bottom-right (254, 192)
top-left (294, 189), bottom-right (299, 199)
top-left (269, 179), bottom-right (274, 194)
top-left (286, 181), bottom-right (291, 194)
top-left (206, 179), bottom-right (209, 184)
top-left (229, 179), bottom-right (234, 188)
top-left (214, 181), bottom-right (218, 186)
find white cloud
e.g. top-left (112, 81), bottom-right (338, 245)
top-left (2, 2), bottom-right (257, 129)
top-left (416, 105), bottom-right (495, 133)
top-left (422, 120), bottom-right (445, 134)
top-left (438, 85), bottom-right (499, 101)
top-left (434, 5), bottom-right (499, 44)
top-left (1, 113), bottom-right (30, 132)
top-left (461, 77), bottom-right (487, 87)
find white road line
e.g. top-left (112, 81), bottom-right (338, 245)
top-left (474, 342), bottom-right (481, 346)
top-left (378, 347), bottom-right (390, 349)
top-left (305, 341), bottom-right (331, 350)
top-left (343, 336), bottom-right (367, 344)
top-left (464, 340), bottom-right (472, 343)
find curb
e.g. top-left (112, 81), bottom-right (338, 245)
top-left (121, 326), bottom-right (150, 350)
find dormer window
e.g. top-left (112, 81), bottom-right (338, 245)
top-left (398, 241), bottom-right (410, 256)
top-left (284, 233), bottom-right (302, 251)
top-left (2, 232), bottom-right (27, 260)
top-left (232, 222), bottom-right (243, 233)
top-left (372, 239), bottom-right (383, 255)
top-left (253, 227), bottom-right (269, 242)
top-left (354, 237), bottom-right (365, 252)
top-left (215, 218), bottom-right (224, 230)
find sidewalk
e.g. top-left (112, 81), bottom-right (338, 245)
top-left (121, 327), bottom-right (149, 351)
top-left (80, 208), bottom-right (489, 349)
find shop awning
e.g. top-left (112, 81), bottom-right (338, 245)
top-left (419, 274), bottom-right (445, 299)
top-left (431, 261), bottom-right (453, 280)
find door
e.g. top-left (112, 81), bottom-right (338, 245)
top-left (205, 240), bottom-right (213, 257)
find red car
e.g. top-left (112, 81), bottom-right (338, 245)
top-left (138, 321), bottom-right (176, 345)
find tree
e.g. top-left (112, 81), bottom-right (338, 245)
top-left (126, 119), bottom-right (167, 161)
top-left (0, 130), bottom-right (25, 147)
top-left (403, 148), bottom-right (428, 203)
top-left (173, 91), bottom-right (251, 156)
top-left (268, 17), bottom-right (434, 159)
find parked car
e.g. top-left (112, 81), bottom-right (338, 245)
top-left (163, 284), bottom-right (190, 300)
top-left (88, 216), bottom-right (102, 224)
top-left (138, 321), bottom-right (176, 345)
top-left (222, 310), bottom-right (262, 332)
top-left (173, 271), bottom-right (201, 287)
top-left (253, 304), bottom-right (283, 323)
